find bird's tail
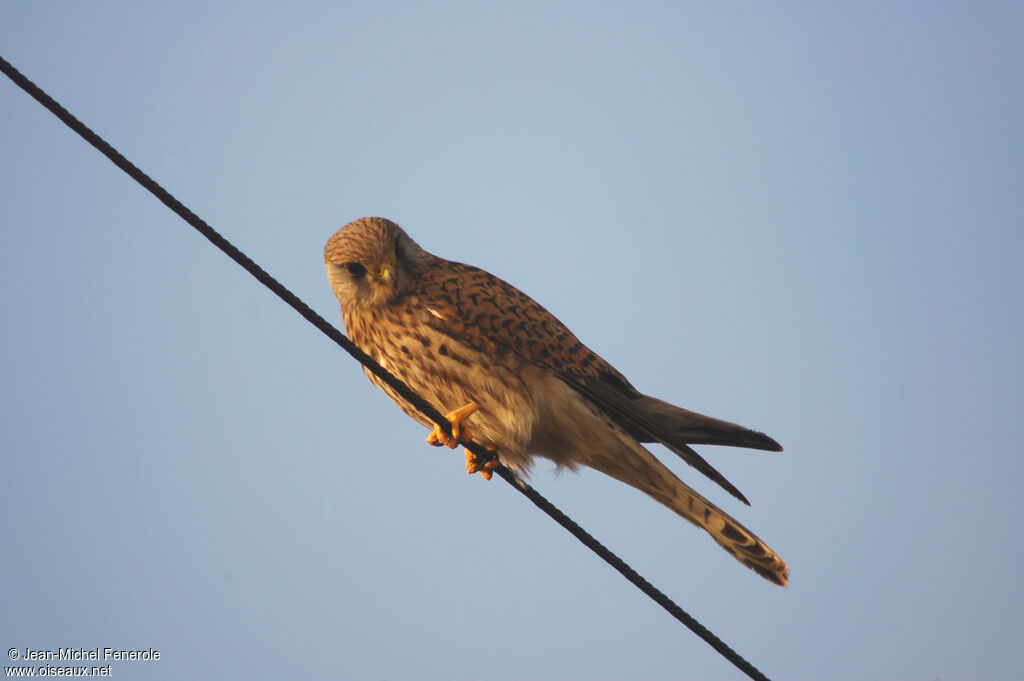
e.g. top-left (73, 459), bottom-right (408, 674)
top-left (583, 441), bottom-right (789, 586)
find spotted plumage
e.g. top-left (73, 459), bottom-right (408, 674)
top-left (325, 217), bottom-right (789, 585)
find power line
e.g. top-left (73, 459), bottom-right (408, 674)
top-left (2, 54), bottom-right (774, 681)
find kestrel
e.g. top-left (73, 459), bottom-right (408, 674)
top-left (325, 217), bottom-right (788, 585)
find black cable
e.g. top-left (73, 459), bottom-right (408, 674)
top-left (2, 54), bottom-right (773, 681)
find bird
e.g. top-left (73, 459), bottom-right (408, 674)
top-left (324, 217), bottom-right (788, 585)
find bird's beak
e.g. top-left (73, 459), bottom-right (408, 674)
top-left (378, 263), bottom-right (397, 287)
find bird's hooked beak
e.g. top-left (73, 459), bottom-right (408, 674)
top-left (377, 262), bottom-right (397, 288)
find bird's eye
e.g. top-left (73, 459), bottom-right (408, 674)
top-left (345, 262), bottom-right (367, 278)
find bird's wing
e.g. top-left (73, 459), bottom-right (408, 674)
top-left (416, 261), bottom-right (759, 504)
top-left (416, 260), bottom-right (625, 381)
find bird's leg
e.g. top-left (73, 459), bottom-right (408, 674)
top-left (425, 402), bottom-right (499, 479)
top-left (427, 401), bottom-right (479, 449)
top-left (465, 445), bottom-right (500, 481)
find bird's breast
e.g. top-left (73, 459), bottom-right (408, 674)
top-left (342, 302), bottom-right (538, 466)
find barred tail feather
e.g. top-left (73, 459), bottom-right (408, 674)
top-left (583, 441), bottom-right (789, 586)
top-left (657, 479), bottom-right (790, 586)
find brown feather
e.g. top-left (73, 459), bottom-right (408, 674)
top-left (324, 217), bottom-right (789, 585)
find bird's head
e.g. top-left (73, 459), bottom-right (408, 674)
top-left (324, 217), bottom-right (430, 310)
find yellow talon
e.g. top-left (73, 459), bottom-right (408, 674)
top-left (426, 401), bottom-right (479, 449)
top-left (425, 402), bottom-right (498, 478)
top-left (466, 446), bottom-right (500, 481)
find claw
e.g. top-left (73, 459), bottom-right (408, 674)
top-left (466, 446), bottom-right (500, 481)
top-left (426, 402), bottom-right (479, 449)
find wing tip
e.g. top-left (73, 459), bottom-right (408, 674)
top-left (754, 431), bottom-right (784, 452)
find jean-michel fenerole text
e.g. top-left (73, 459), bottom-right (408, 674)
top-left (20, 648), bottom-right (159, 661)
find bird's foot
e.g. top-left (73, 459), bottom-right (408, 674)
top-left (427, 401), bottom-right (479, 449)
top-left (466, 445), bottom-right (500, 481)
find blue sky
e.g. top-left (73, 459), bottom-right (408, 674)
top-left (2, 3), bottom-right (1022, 680)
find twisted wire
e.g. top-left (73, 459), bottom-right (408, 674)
top-left (2, 54), bottom-right (773, 681)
